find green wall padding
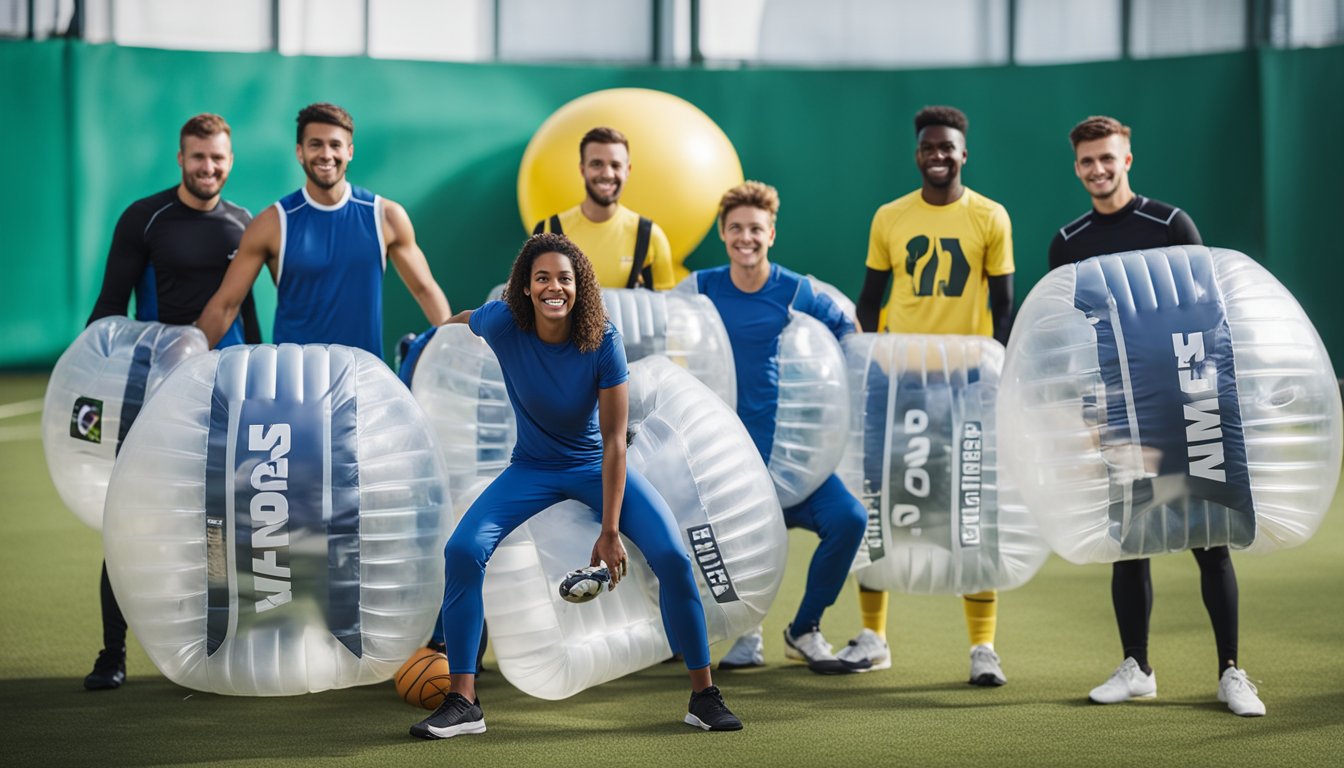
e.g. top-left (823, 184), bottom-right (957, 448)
top-left (1, 40), bottom-right (1339, 366)
top-left (1, 42), bottom-right (74, 362)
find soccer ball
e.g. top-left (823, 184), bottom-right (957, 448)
top-left (558, 565), bottom-right (611, 604)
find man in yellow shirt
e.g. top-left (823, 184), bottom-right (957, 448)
top-left (532, 126), bottom-right (675, 291)
top-left (842, 105), bottom-right (1016, 686)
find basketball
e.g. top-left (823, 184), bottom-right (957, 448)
top-left (394, 646), bottom-right (452, 710)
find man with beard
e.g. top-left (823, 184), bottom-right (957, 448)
top-left (1048, 116), bottom-right (1263, 717)
top-left (840, 105), bottom-right (1015, 686)
top-left (531, 126), bottom-right (674, 290)
top-left (195, 102), bottom-right (451, 357)
top-left (1047, 115), bottom-right (1200, 269)
top-left (83, 113), bottom-right (261, 690)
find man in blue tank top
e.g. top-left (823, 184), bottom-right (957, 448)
top-left (196, 103), bottom-right (451, 359)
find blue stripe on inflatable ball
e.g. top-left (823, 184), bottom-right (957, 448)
top-left (1073, 250), bottom-right (1254, 554)
top-left (204, 345), bottom-right (363, 659)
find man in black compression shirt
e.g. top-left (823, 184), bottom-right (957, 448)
top-left (82, 113), bottom-right (260, 691)
top-left (1047, 115), bottom-right (1201, 270)
top-left (1051, 116), bottom-right (1264, 717)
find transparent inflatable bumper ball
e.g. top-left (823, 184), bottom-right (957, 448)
top-left (769, 313), bottom-right (851, 508)
top-left (839, 333), bottom-right (1049, 594)
top-left (408, 324), bottom-right (514, 514)
top-left (103, 344), bottom-right (452, 695)
top-left (483, 356), bottom-right (786, 700)
top-left (1000, 246), bottom-right (1342, 564)
top-left (602, 288), bottom-right (737, 406)
top-left (42, 317), bottom-right (209, 530)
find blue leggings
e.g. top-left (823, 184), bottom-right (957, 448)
top-left (782, 473), bottom-right (868, 631)
top-left (439, 462), bottom-right (711, 674)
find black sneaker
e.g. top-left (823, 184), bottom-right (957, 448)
top-left (83, 648), bottom-right (126, 691)
top-left (685, 685), bottom-right (743, 731)
top-left (409, 692), bottom-right (486, 739)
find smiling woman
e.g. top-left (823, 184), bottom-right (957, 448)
top-left (409, 233), bottom-right (743, 740)
top-left (501, 234), bottom-right (606, 352)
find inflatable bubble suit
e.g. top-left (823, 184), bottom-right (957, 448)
top-left (1000, 247), bottom-right (1343, 564)
top-left (410, 292), bottom-right (736, 512)
top-left (769, 313), bottom-right (851, 508)
top-left (806, 275), bottom-right (858, 328)
top-left (838, 333), bottom-right (1049, 594)
top-left (482, 356), bottom-right (786, 700)
top-left (103, 344), bottom-right (452, 695)
top-left (483, 289), bottom-right (738, 403)
top-left (408, 324), bottom-right (515, 512)
top-left (601, 288), bottom-right (736, 406)
top-left (42, 317), bottom-right (210, 530)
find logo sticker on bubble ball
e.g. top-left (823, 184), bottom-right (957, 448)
top-left (687, 523), bottom-right (738, 603)
top-left (958, 422), bottom-right (984, 548)
top-left (70, 397), bottom-right (103, 443)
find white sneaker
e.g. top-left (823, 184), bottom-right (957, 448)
top-left (718, 627), bottom-right (765, 670)
top-left (836, 629), bottom-right (892, 672)
top-left (784, 624), bottom-right (869, 674)
top-left (1089, 657), bottom-right (1157, 703)
top-left (833, 632), bottom-right (887, 672)
top-left (1218, 667), bottom-right (1266, 717)
top-left (969, 644), bottom-right (1007, 686)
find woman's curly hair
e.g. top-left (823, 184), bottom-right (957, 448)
top-left (502, 233), bottom-right (608, 353)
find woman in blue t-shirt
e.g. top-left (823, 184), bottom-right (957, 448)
top-left (410, 233), bottom-right (741, 739)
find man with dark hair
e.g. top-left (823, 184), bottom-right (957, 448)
top-left (1047, 115), bottom-right (1202, 269)
top-left (844, 105), bottom-right (1015, 686)
top-left (196, 102), bottom-right (451, 358)
top-left (83, 113), bottom-right (261, 690)
top-left (531, 126), bottom-right (674, 290)
top-left (1050, 115), bottom-right (1264, 717)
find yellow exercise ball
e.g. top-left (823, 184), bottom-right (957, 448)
top-left (517, 88), bottom-right (744, 282)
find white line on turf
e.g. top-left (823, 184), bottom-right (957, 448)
top-left (0, 425), bottom-right (41, 442)
top-left (0, 398), bottom-right (43, 420)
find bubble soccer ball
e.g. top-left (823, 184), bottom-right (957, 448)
top-left (517, 88), bottom-right (744, 280)
top-left (409, 294), bottom-right (737, 513)
top-left (839, 333), bottom-right (1049, 594)
top-left (602, 287), bottom-right (736, 405)
top-left (1000, 247), bottom-right (1342, 563)
top-left (769, 313), bottom-right (850, 508)
top-left (806, 275), bottom-right (858, 329)
top-left (482, 356), bottom-right (786, 700)
top-left (407, 324), bottom-right (515, 514)
top-left (42, 317), bottom-right (209, 530)
top-left (103, 344), bottom-right (452, 695)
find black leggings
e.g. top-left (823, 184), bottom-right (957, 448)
top-left (99, 561), bottom-right (128, 654)
top-left (1111, 547), bottom-right (1238, 679)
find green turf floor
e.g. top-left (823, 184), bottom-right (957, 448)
top-left (1, 372), bottom-right (1341, 767)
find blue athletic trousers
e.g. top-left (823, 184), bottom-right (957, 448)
top-left (439, 461), bottom-right (711, 674)
top-left (782, 473), bottom-right (868, 631)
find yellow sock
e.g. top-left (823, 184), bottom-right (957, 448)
top-left (963, 590), bottom-right (997, 647)
top-left (858, 587), bottom-right (889, 638)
